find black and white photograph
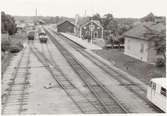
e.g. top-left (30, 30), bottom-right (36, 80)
top-left (1, 0), bottom-right (166, 114)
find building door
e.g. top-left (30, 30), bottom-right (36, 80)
top-left (94, 31), bottom-right (98, 38)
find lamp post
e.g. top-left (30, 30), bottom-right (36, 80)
top-left (91, 28), bottom-right (93, 44)
top-left (90, 20), bottom-right (94, 44)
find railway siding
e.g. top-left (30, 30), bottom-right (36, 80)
top-left (31, 44), bottom-right (102, 113)
top-left (2, 50), bottom-right (25, 97)
top-left (23, 46), bottom-right (82, 114)
top-left (2, 44), bottom-right (30, 114)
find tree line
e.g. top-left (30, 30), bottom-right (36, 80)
top-left (1, 11), bottom-right (17, 35)
top-left (91, 13), bottom-right (135, 36)
top-left (89, 13), bottom-right (135, 48)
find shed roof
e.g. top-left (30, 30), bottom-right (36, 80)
top-left (57, 20), bottom-right (75, 26)
top-left (124, 22), bottom-right (165, 41)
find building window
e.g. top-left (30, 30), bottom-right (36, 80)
top-left (161, 87), bottom-right (166, 96)
top-left (140, 43), bottom-right (144, 53)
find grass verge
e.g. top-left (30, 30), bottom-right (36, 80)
top-left (93, 48), bottom-right (166, 84)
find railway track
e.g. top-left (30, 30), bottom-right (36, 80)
top-left (2, 43), bottom-right (31, 114)
top-left (32, 43), bottom-right (102, 114)
top-left (45, 40), bottom-right (129, 113)
top-left (44, 28), bottom-right (129, 113)
top-left (53, 31), bottom-right (163, 113)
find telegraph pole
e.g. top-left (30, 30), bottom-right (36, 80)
top-left (90, 19), bottom-right (94, 44)
top-left (91, 21), bottom-right (93, 44)
top-left (35, 8), bottom-right (37, 25)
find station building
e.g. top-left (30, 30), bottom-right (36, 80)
top-left (79, 20), bottom-right (103, 39)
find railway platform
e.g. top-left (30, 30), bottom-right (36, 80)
top-left (60, 33), bottom-right (102, 50)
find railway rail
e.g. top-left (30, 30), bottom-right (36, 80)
top-left (45, 40), bottom-right (128, 113)
top-left (44, 28), bottom-right (129, 113)
top-left (2, 43), bottom-right (31, 114)
top-left (34, 39), bottom-right (127, 113)
top-left (52, 30), bottom-right (163, 113)
top-left (2, 26), bottom-right (163, 114)
top-left (32, 43), bottom-right (102, 114)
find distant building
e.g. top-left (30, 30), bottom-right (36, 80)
top-left (123, 22), bottom-right (165, 63)
top-left (57, 20), bottom-right (75, 33)
top-left (16, 23), bottom-right (26, 30)
top-left (37, 19), bottom-right (45, 25)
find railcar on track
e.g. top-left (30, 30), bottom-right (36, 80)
top-left (147, 78), bottom-right (166, 112)
top-left (27, 31), bottom-right (35, 40)
top-left (39, 31), bottom-right (48, 43)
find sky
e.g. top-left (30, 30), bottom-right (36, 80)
top-left (0, 0), bottom-right (166, 18)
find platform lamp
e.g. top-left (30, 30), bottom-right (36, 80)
top-left (90, 19), bottom-right (95, 44)
top-left (90, 24), bottom-right (93, 44)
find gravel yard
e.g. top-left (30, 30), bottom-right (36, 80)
top-left (93, 48), bottom-right (166, 84)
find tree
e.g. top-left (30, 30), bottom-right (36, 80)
top-left (144, 26), bottom-right (166, 65)
top-left (91, 13), bottom-right (102, 23)
top-left (1, 11), bottom-right (6, 33)
top-left (103, 13), bottom-right (124, 49)
top-left (92, 13), bottom-right (101, 20)
top-left (153, 30), bottom-right (166, 62)
top-left (1, 11), bottom-right (17, 35)
top-left (102, 13), bottom-right (114, 30)
top-left (141, 12), bottom-right (155, 22)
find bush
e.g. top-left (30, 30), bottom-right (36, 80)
top-left (1, 52), bottom-right (5, 60)
top-left (9, 42), bottom-right (23, 53)
top-left (1, 40), bottom-right (11, 52)
top-left (16, 42), bottom-right (24, 49)
top-left (156, 58), bottom-right (165, 67)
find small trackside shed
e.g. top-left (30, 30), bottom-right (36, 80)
top-left (57, 20), bottom-right (75, 33)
